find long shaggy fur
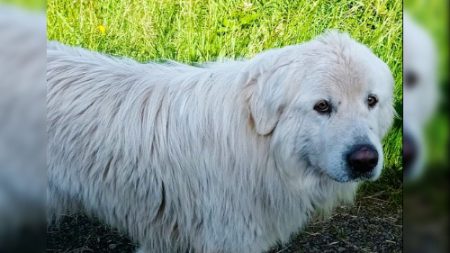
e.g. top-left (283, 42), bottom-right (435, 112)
top-left (47, 31), bottom-right (392, 252)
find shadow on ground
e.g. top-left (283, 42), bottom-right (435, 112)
top-left (47, 195), bottom-right (402, 253)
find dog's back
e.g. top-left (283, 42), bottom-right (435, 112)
top-left (47, 43), bottom-right (258, 252)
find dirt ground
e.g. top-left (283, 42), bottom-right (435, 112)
top-left (47, 195), bottom-right (402, 253)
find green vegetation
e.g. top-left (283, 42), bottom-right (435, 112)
top-left (406, 0), bottom-right (448, 85)
top-left (47, 0), bottom-right (403, 170)
top-left (0, 0), bottom-right (45, 10)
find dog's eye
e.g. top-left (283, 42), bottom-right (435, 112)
top-left (367, 95), bottom-right (378, 108)
top-left (405, 70), bottom-right (418, 88)
top-left (314, 100), bottom-right (331, 114)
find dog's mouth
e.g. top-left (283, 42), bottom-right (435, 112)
top-left (304, 156), bottom-right (376, 183)
top-left (324, 172), bottom-right (354, 183)
top-left (348, 170), bottom-right (377, 182)
top-left (313, 166), bottom-right (375, 183)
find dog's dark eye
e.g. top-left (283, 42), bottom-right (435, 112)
top-left (314, 100), bottom-right (331, 114)
top-left (367, 95), bottom-right (378, 108)
top-left (405, 70), bottom-right (418, 88)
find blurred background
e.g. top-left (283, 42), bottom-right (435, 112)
top-left (404, 0), bottom-right (449, 253)
top-left (0, 0), bottom-right (45, 253)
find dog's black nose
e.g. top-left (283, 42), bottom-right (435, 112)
top-left (347, 144), bottom-right (378, 173)
top-left (403, 132), bottom-right (418, 175)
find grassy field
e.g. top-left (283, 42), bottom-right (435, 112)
top-left (47, 0), bottom-right (403, 170)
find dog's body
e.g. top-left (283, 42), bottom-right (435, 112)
top-left (47, 32), bottom-right (394, 252)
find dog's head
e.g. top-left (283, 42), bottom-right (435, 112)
top-left (403, 13), bottom-right (438, 181)
top-left (247, 31), bottom-right (394, 183)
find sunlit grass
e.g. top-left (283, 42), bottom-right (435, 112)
top-left (47, 0), bottom-right (402, 170)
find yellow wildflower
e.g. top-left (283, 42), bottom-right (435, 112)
top-left (97, 24), bottom-right (106, 35)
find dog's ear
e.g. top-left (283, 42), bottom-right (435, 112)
top-left (247, 66), bottom-right (287, 135)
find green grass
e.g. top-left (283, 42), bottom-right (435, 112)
top-left (47, 0), bottom-right (403, 170)
top-left (406, 0), bottom-right (448, 86)
top-left (0, 0), bottom-right (45, 10)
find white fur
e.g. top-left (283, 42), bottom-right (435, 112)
top-left (47, 31), bottom-right (394, 252)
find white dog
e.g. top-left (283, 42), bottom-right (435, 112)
top-left (403, 13), bottom-right (438, 181)
top-left (47, 31), bottom-right (394, 253)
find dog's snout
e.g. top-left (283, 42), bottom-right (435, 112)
top-left (347, 144), bottom-right (378, 173)
top-left (403, 133), bottom-right (418, 175)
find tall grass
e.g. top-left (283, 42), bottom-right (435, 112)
top-left (47, 0), bottom-right (402, 169)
